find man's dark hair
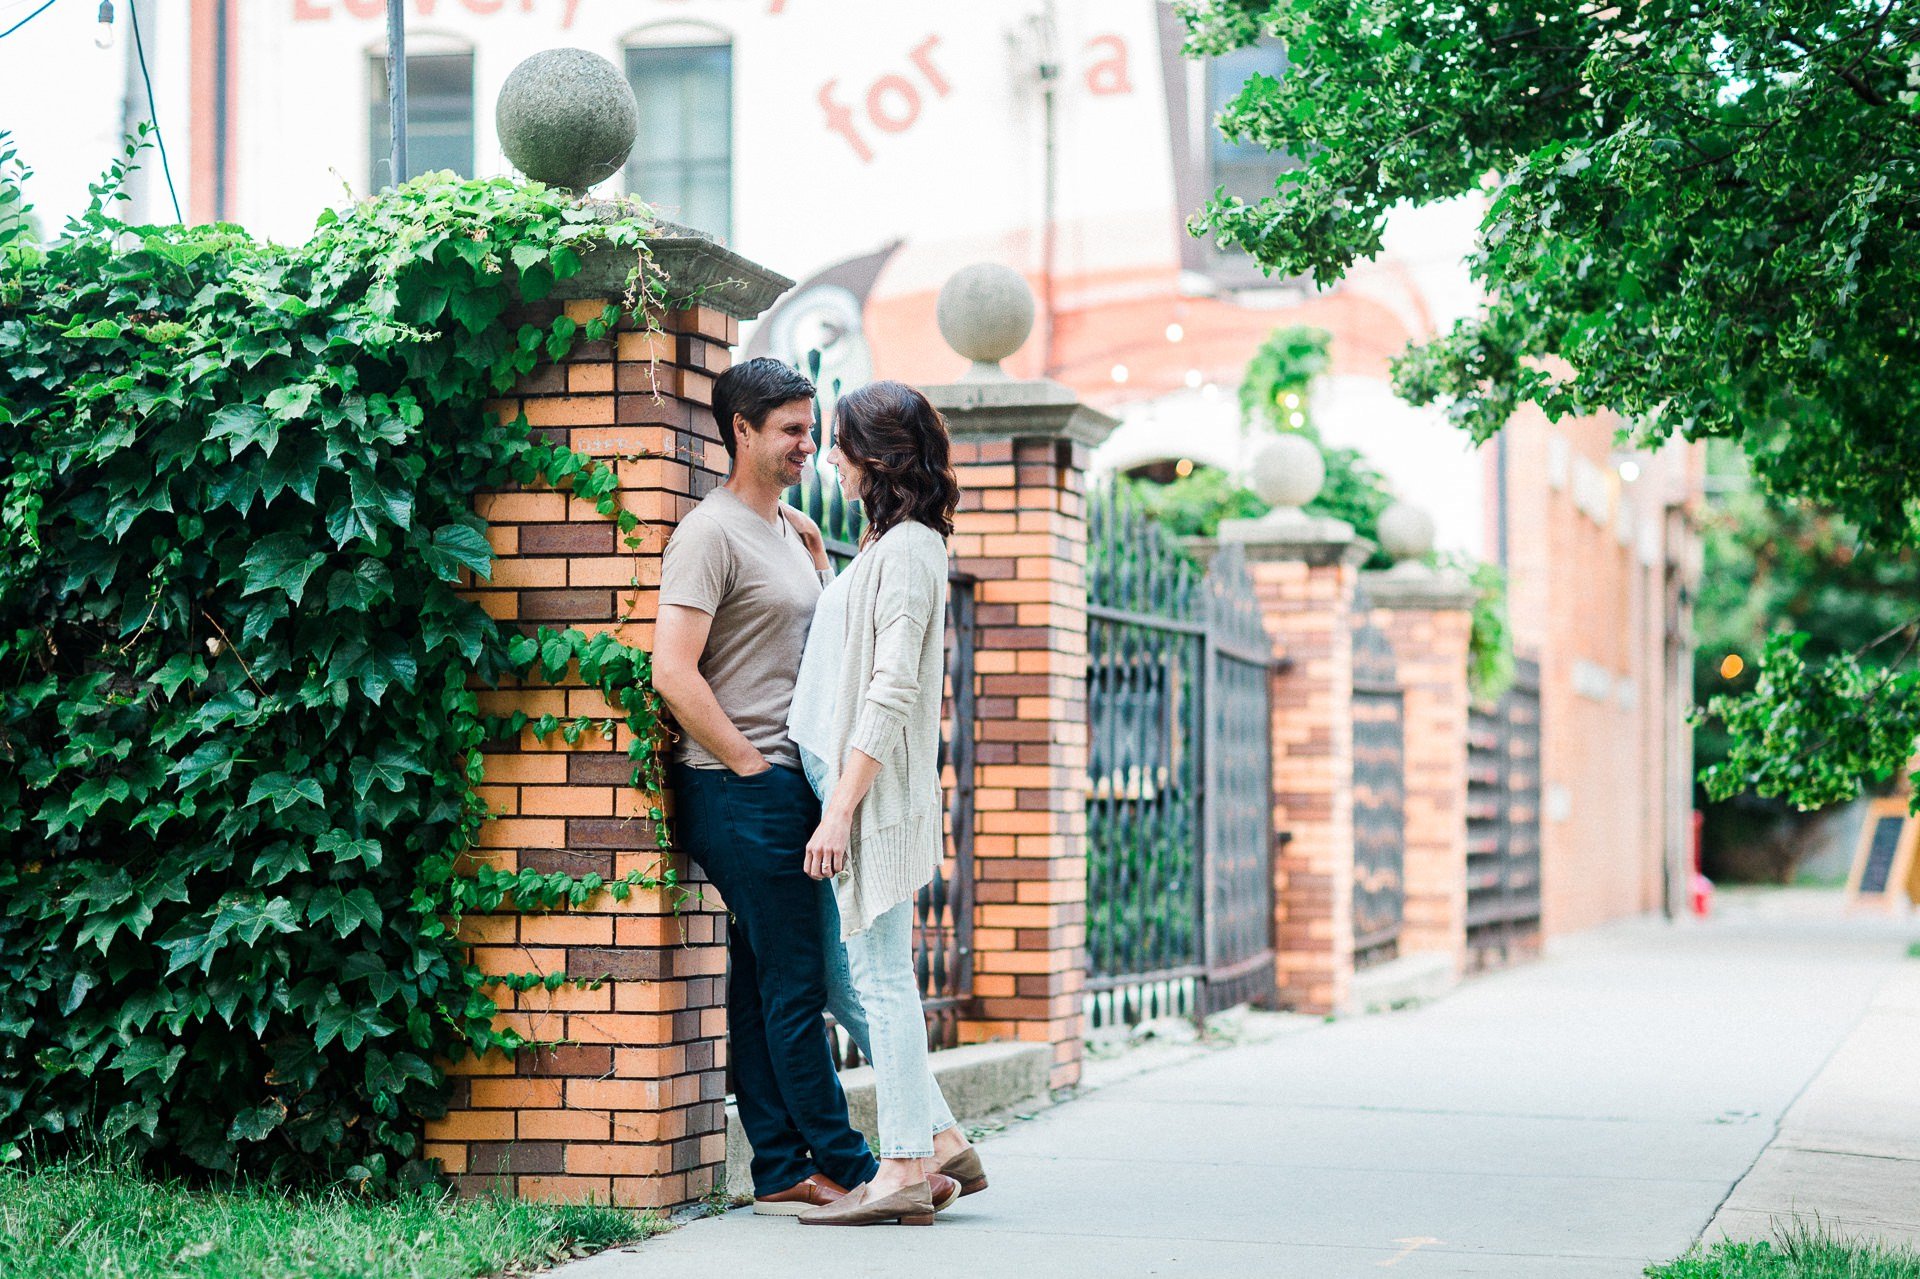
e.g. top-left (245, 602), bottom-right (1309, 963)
top-left (710, 357), bottom-right (816, 461)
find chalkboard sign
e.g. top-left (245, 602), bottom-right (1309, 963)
top-left (1845, 799), bottom-right (1917, 913)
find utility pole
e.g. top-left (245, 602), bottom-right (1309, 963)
top-left (385, 0), bottom-right (408, 187)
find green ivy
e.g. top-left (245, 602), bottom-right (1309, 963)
top-left (0, 134), bottom-right (678, 1185)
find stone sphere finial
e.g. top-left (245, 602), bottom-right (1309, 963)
top-left (936, 264), bottom-right (1036, 381)
top-left (1249, 433), bottom-right (1326, 510)
top-left (497, 49), bottom-right (639, 191)
top-left (1377, 501), bottom-right (1436, 563)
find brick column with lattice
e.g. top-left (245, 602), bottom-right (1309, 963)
top-left (1363, 572), bottom-right (1478, 974)
top-left (1224, 521), bottom-right (1369, 1014)
top-left (926, 381), bottom-right (1116, 1090)
top-left (421, 237), bottom-right (789, 1209)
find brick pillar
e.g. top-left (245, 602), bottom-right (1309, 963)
top-left (925, 379), bottom-right (1116, 1090)
top-left (1220, 512), bottom-right (1368, 1014)
top-left (1362, 568), bottom-right (1477, 976)
top-left (423, 236), bottom-right (790, 1209)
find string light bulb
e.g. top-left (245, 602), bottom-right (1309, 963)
top-left (1175, 458), bottom-right (1194, 477)
top-left (1165, 323), bottom-right (1184, 343)
top-left (94, 0), bottom-right (115, 49)
top-left (1719, 653), bottom-right (1744, 680)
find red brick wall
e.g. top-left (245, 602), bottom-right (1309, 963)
top-left (948, 435), bottom-right (1090, 1089)
top-left (425, 297), bottom-right (743, 1210)
top-left (1247, 547), bottom-right (1363, 1013)
top-left (1369, 599), bottom-right (1473, 970)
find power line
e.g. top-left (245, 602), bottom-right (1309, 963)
top-left (0, 0), bottom-right (62, 40)
top-left (126, 0), bottom-right (181, 222)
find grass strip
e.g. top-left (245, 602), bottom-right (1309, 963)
top-left (1651, 1228), bottom-right (1920, 1279)
top-left (0, 1155), bottom-right (660, 1279)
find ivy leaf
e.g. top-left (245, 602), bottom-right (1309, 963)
top-left (265, 382), bottom-right (317, 421)
top-left (250, 842), bottom-right (311, 886)
top-left (327, 560), bottom-right (395, 612)
top-left (422, 523), bottom-right (494, 582)
top-left (240, 533), bottom-right (327, 606)
top-left (314, 1001), bottom-right (395, 1052)
top-left (306, 885), bottom-right (384, 938)
top-left (422, 600), bottom-right (492, 662)
top-left (149, 653), bottom-right (208, 698)
top-left (317, 829), bottom-right (383, 868)
top-left (114, 1039), bottom-right (185, 1085)
top-left (328, 634), bottom-right (419, 705)
top-left (326, 469), bottom-right (416, 548)
top-left (208, 404), bottom-right (281, 460)
top-left (246, 772), bottom-right (325, 813)
top-left (228, 1101), bottom-right (286, 1143)
top-left (349, 744), bottom-right (427, 795)
top-left (77, 896), bottom-right (155, 953)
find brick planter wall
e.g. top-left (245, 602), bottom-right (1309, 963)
top-left (422, 238), bottom-right (788, 1210)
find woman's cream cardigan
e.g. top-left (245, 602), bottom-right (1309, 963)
top-left (822, 520), bottom-right (949, 938)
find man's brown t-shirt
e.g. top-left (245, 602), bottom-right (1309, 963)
top-left (658, 486), bottom-right (823, 770)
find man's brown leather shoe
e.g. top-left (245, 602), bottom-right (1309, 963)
top-left (753, 1173), bottom-right (849, 1216)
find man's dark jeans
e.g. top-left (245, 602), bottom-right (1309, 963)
top-left (670, 761), bottom-right (879, 1196)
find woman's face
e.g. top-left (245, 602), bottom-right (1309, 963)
top-left (826, 427), bottom-right (864, 500)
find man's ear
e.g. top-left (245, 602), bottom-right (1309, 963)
top-left (733, 413), bottom-right (751, 453)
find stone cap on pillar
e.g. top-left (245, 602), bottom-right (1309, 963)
top-left (1362, 501), bottom-right (1477, 609)
top-left (920, 263), bottom-right (1118, 447)
top-left (924, 378), bottom-right (1118, 447)
top-left (540, 207), bottom-right (792, 321)
top-left (1214, 431), bottom-right (1370, 566)
top-left (1361, 568), bottom-right (1478, 610)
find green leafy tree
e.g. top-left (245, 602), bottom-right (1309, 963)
top-left (1181, 0), bottom-right (1920, 810)
top-left (0, 134), bottom-right (679, 1183)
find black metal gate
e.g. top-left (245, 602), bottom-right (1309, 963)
top-left (1085, 484), bottom-right (1276, 1029)
top-left (1199, 544), bottom-right (1279, 1012)
top-left (1350, 619), bottom-right (1405, 970)
top-left (1466, 655), bottom-right (1542, 969)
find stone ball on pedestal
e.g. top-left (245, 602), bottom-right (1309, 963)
top-left (1377, 500), bottom-right (1437, 563)
top-left (936, 264), bottom-right (1036, 375)
top-left (1249, 433), bottom-right (1326, 510)
top-left (497, 49), bottom-right (639, 191)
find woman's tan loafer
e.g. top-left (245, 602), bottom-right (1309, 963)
top-left (936, 1145), bottom-right (988, 1197)
top-left (798, 1180), bottom-right (936, 1227)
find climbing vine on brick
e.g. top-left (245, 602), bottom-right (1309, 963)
top-left (0, 135), bottom-right (674, 1185)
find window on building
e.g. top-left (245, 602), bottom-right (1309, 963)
top-left (1205, 41), bottom-right (1297, 210)
top-left (623, 42), bottom-right (733, 241)
top-left (1158, 0), bottom-right (1306, 291)
top-left (368, 50), bottom-right (475, 191)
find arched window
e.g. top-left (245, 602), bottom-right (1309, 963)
top-left (367, 35), bottom-right (475, 191)
top-left (622, 23), bottom-right (733, 240)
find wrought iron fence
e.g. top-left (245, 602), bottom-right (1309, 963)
top-left (1465, 655), bottom-right (1542, 968)
top-left (1085, 483), bottom-right (1276, 1029)
top-left (1350, 618), bottom-right (1406, 970)
top-left (782, 362), bottom-right (977, 1057)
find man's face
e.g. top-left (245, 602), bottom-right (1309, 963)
top-left (736, 399), bottom-right (816, 489)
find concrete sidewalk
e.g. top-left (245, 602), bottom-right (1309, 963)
top-left (564, 891), bottom-right (1917, 1278)
top-left (1708, 950), bottom-right (1920, 1250)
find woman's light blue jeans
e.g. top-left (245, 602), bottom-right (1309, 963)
top-left (803, 745), bottom-right (957, 1159)
top-left (819, 884), bottom-right (957, 1159)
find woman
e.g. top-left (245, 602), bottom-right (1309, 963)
top-left (784, 380), bottom-right (988, 1227)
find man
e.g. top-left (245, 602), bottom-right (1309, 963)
top-left (651, 356), bottom-right (877, 1214)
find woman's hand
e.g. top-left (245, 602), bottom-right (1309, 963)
top-left (805, 809), bottom-right (852, 880)
top-left (780, 504), bottom-right (830, 571)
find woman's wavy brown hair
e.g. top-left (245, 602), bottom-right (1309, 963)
top-left (833, 380), bottom-right (960, 541)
